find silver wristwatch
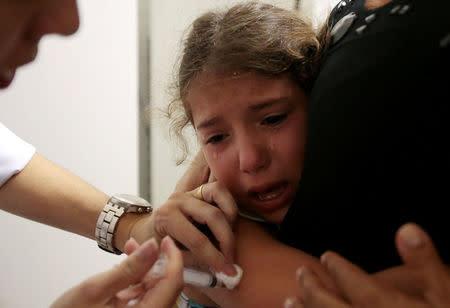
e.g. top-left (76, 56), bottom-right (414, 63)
top-left (95, 193), bottom-right (152, 254)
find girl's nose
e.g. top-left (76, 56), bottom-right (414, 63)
top-left (238, 137), bottom-right (271, 174)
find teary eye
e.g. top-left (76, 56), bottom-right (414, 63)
top-left (262, 114), bottom-right (287, 126)
top-left (206, 134), bottom-right (227, 144)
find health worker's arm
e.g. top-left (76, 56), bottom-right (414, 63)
top-left (0, 153), bottom-right (155, 253)
top-left (0, 151), bottom-right (237, 276)
top-left (0, 153), bottom-right (110, 240)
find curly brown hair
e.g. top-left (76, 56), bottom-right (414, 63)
top-left (165, 1), bottom-right (328, 164)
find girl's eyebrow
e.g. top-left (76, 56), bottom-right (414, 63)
top-left (196, 116), bottom-right (221, 131)
top-left (249, 96), bottom-right (290, 111)
top-left (197, 96), bottom-right (290, 130)
top-left (249, 99), bottom-right (279, 111)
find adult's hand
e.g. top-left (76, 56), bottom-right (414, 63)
top-left (128, 152), bottom-right (238, 276)
top-left (285, 223), bottom-right (450, 308)
top-left (51, 236), bottom-right (184, 308)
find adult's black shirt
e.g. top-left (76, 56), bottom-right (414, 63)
top-left (277, 0), bottom-right (450, 272)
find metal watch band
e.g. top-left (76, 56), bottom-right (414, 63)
top-left (95, 201), bottom-right (125, 254)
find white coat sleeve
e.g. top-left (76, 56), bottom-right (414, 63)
top-left (0, 122), bottom-right (36, 187)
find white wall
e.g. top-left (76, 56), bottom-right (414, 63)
top-left (149, 0), bottom-right (339, 206)
top-left (299, 0), bottom-right (340, 28)
top-left (0, 1), bottom-right (137, 307)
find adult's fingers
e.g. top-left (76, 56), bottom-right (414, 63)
top-left (396, 223), bottom-right (450, 305)
top-left (138, 236), bottom-right (184, 308)
top-left (319, 251), bottom-right (388, 305)
top-left (114, 238), bottom-right (147, 303)
top-left (174, 151), bottom-right (210, 193)
top-left (284, 297), bottom-right (304, 308)
top-left (83, 238), bottom-right (160, 300)
top-left (396, 223), bottom-right (443, 271)
top-left (295, 266), bottom-right (349, 308)
top-left (124, 237), bottom-right (140, 255)
top-left (115, 283), bottom-right (145, 303)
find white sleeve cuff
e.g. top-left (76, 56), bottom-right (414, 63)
top-left (0, 122), bottom-right (36, 187)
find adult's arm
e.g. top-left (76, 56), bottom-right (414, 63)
top-left (0, 148), bottom-right (236, 275)
top-left (0, 122), bottom-right (142, 248)
top-left (0, 153), bottom-right (109, 240)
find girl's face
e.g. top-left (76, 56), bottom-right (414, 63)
top-left (187, 71), bottom-right (307, 224)
top-left (0, 0), bottom-right (79, 89)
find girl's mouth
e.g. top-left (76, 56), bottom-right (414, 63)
top-left (257, 184), bottom-right (286, 201)
top-left (247, 182), bottom-right (293, 214)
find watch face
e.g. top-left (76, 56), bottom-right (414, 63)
top-left (113, 194), bottom-right (151, 207)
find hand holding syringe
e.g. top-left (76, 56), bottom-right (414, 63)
top-left (115, 238), bottom-right (243, 305)
top-left (149, 254), bottom-right (243, 289)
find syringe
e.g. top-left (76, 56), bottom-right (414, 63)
top-left (148, 254), bottom-right (222, 288)
top-left (182, 267), bottom-right (222, 288)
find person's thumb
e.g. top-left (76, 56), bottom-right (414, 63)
top-left (395, 223), bottom-right (441, 270)
top-left (396, 222), bottom-right (450, 302)
top-left (89, 238), bottom-right (160, 299)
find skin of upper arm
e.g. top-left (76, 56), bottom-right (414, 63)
top-left (188, 218), bottom-right (336, 308)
